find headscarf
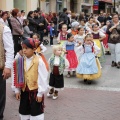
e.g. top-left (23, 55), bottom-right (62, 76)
top-left (71, 21), bottom-right (79, 28)
top-left (22, 38), bottom-right (40, 49)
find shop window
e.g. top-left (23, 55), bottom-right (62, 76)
top-left (83, 0), bottom-right (89, 3)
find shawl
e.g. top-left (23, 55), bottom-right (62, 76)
top-left (13, 57), bottom-right (24, 88)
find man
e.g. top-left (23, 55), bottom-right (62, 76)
top-left (0, 23), bottom-right (14, 120)
top-left (21, 10), bottom-right (26, 20)
top-left (97, 11), bottom-right (106, 26)
top-left (37, 11), bottom-right (47, 42)
top-left (58, 8), bottom-right (68, 30)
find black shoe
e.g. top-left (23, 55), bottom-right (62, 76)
top-left (117, 62), bottom-right (120, 69)
top-left (84, 79), bottom-right (87, 82)
top-left (105, 51), bottom-right (111, 55)
top-left (87, 81), bottom-right (92, 84)
top-left (111, 61), bottom-right (117, 67)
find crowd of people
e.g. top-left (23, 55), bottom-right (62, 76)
top-left (0, 7), bottom-right (120, 120)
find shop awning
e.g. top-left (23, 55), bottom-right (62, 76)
top-left (99, 0), bottom-right (112, 3)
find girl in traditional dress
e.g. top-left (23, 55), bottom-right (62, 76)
top-left (57, 24), bottom-right (68, 46)
top-left (32, 33), bottom-right (49, 71)
top-left (100, 20), bottom-right (111, 55)
top-left (74, 27), bottom-right (85, 59)
top-left (92, 24), bottom-right (106, 63)
top-left (47, 45), bottom-right (69, 100)
top-left (67, 21), bottom-right (79, 35)
top-left (63, 33), bottom-right (79, 77)
top-left (76, 34), bottom-right (101, 84)
top-left (74, 27), bottom-right (85, 44)
top-left (14, 38), bottom-right (48, 120)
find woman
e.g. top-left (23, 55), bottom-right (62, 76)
top-left (27, 11), bottom-right (38, 33)
top-left (0, 11), bottom-right (9, 26)
top-left (10, 8), bottom-right (24, 55)
top-left (106, 13), bottom-right (120, 68)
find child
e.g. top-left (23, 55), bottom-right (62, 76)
top-left (100, 20), bottom-right (111, 55)
top-left (23, 19), bottom-right (33, 38)
top-left (68, 21), bottom-right (79, 35)
top-left (76, 34), bottom-right (101, 84)
top-left (50, 23), bottom-right (55, 45)
top-left (32, 33), bottom-right (47, 53)
top-left (14, 38), bottom-right (48, 120)
top-left (74, 27), bottom-right (85, 44)
top-left (74, 27), bottom-right (85, 59)
top-left (63, 33), bottom-right (78, 77)
top-left (32, 33), bottom-right (49, 71)
top-left (92, 24), bottom-right (106, 63)
top-left (79, 19), bottom-right (86, 30)
top-left (47, 45), bottom-right (69, 100)
top-left (57, 24), bottom-right (68, 45)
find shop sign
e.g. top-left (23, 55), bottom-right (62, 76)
top-left (93, 5), bottom-right (99, 10)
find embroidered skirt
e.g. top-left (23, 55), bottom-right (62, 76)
top-left (66, 50), bottom-right (78, 71)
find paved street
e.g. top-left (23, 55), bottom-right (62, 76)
top-left (4, 38), bottom-right (120, 120)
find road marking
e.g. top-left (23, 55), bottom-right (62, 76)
top-left (65, 85), bottom-right (120, 92)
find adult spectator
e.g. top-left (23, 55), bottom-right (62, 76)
top-left (58, 8), bottom-right (68, 30)
top-left (46, 11), bottom-right (53, 23)
top-left (0, 10), bottom-right (3, 18)
top-left (6, 11), bottom-right (12, 30)
top-left (0, 11), bottom-right (9, 26)
top-left (27, 11), bottom-right (39, 33)
top-left (106, 13), bottom-right (112, 21)
top-left (0, 22), bottom-right (14, 120)
top-left (98, 11), bottom-right (106, 26)
top-left (10, 8), bottom-right (24, 55)
top-left (17, 11), bottom-right (23, 25)
top-left (37, 12), bottom-right (47, 42)
top-left (106, 13), bottom-right (120, 68)
top-left (21, 10), bottom-right (26, 20)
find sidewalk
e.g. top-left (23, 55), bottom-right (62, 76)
top-left (5, 83), bottom-right (120, 120)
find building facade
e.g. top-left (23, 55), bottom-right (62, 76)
top-left (0, 0), bottom-right (94, 14)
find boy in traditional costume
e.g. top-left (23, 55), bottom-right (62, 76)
top-left (14, 38), bottom-right (48, 120)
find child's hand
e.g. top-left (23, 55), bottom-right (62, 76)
top-left (78, 41), bottom-right (82, 45)
top-left (16, 93), bottom-right (20, 100)
top-left (36, 96), bottom-right (42, 103)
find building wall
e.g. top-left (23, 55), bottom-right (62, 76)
top-left (0, 0), bottom-right (93, 14)
top-left (0, 0), bottom-right (13, 11)
top-left (14, 0), bottom-right (27, 11)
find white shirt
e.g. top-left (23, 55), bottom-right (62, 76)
top-left (3, 25), bottom-right (14, 68)
top-left (74, 34), bottom-right (85, 44)
top-left (15, 56), bottom-right (48, 97)
top-left (54, 56), bottom-right (60, 66)
top-left (0, 18), bottom-right (9, 26)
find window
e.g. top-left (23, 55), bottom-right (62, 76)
top-left (83, 0), bottom-right (89, 3)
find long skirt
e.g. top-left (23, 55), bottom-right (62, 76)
top-left (76, 58), bottom-right (101, 80)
